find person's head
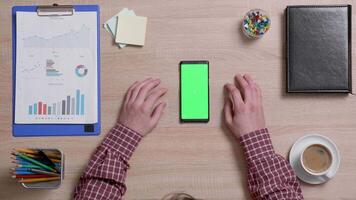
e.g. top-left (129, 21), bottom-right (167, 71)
top-left (162, 193), bottom-right (199, 200)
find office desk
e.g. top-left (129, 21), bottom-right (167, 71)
top-left (1, 0), bottom-right (356, 199)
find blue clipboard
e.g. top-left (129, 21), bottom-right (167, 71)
top-left (12, 5), bottom-right (101, 137)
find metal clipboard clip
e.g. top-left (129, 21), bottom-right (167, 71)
top-left (37, 3), bottom-right (74, 16)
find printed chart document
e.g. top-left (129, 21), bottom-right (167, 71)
top-left (15, 12), bottom-right (98, 124)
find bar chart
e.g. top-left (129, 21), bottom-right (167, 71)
top-left (28, 89), bottom-right (85, 116)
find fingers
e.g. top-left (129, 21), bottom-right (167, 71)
top-left (136, 79), bottom-right (161, 104)
top-left (144, 88), bottom-right (168, 109)
top-left (151, 102), bottom-right (167, 125)
top-left (124, 81), bottom-right (139, 104)
top-left (224, 83), bottom-right (243, 108)
top-left (224, 97), bottom-right (233, 124)
top-left (248, 74), bottom-right (262, 100)
top-left (243, 74), bottom-right (259, 101)
top-left (235, 74), bottom-right (252, 102)
top-left (128, 78), bottom-right (153, 103)
top-left (243, 74), bottom-right (255, 85)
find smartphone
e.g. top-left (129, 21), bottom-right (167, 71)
top-left (180, 61), bottom-right (209, 122)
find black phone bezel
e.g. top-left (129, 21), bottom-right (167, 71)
top-left (179, 60), bottom-right (210, 123)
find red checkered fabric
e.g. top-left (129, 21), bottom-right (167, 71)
top-left (240, 128), bottom-right (304, 200)
top-left (74, 125), bottom-right (303, 200)
top-left (74, 123), bottom-right (142, 200)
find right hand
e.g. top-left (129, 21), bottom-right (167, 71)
top-left (117, 78), bottom-right (168, 136)
top-left (223, 74), bottom-right (266, 138)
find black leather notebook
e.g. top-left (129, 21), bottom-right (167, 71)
top-left (286, 5), bottom-right (352, 93)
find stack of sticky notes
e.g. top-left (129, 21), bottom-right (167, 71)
top-left (104, 8), bottom-right (148, 48)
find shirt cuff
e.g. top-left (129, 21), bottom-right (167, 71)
top-left (102, 123), bottom-right (143, 160)
top-left (239, 128), bottom-right (275, 163)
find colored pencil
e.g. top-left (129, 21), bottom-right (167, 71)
top-left (14, 156), bottom-right (61, 164)
top-left (14, 152), bottom-right (57, 173)
top-left (42, 151), bottom-right (62, 159)
top-left (12, 171), bottom-right (36, 175)
top-left (14, 148), bottom-right (37, 154)
top-left (12, 160), bottom-right (32, 165)
top-left (12, 160), bottom-right (61, 167)
top-left (12, 156), bottom-right (29, 162)
top-left (49, 158), bottom-right (61, 163)
top-left (14, 148), bottom-right (62, 159)
top-left (16, 164), bottom-right (43, 169)
top-left (11, 167), bottom-right (30, 171)
top-left (12, 153), bottom-right (61, 163)
top-left (11, 168), bottom-right (60, 176)
top-left (12, 174), bottom-right (52, 179)
top-left (23, 153), bottom-right (36, 158)
top-left (37, 150), bottom-right (58, 173)
top-left (29, 168), bottom-right (60, 176)
top-left (18, 177), bottom-right (60, 183)
top-left (14, 160), bottom-right (58, 172)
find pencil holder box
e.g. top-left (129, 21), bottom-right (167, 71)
top-left (12, 148), bottom-right (65, 189)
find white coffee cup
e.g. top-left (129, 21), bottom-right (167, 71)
top-left (299, 143), bottom-right (333, 177)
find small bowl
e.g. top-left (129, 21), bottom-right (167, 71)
top-left (242, 9), bottom-right (271, 39)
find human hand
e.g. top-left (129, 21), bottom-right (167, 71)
top-left (223, 74), bottom-right (266, 138)
top-left (117, 78), bottom-right (168, 136)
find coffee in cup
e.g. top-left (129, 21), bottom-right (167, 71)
top-left (301, 144), bottom-right (332, 175)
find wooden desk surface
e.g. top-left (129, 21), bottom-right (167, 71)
top-left (1, 0), bottom-right (356, 199)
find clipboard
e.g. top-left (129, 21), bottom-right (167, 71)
top-left (12, 4), bottom-right (101, 137)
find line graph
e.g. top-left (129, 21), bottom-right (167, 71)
top-left (20, 63), bottom-right (41, 73)
top-left (23, 25), bottom-right (91, 48)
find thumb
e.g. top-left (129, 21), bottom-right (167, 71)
top-left (224, 97), bottom-right (233, 124)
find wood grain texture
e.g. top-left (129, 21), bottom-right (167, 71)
top-left (1, 0), bottom-right (356, 199)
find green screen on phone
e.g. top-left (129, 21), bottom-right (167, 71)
top-left (180, 62), bottom-right (209, 121)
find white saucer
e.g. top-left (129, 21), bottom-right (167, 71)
top-left (289, 134), bottom-right (340, 184)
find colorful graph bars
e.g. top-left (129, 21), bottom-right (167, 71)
top-left (28, 90), bottom-right (85, 116)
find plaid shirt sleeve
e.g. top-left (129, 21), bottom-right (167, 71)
top-left (239, 128), bottom-right (304, 200)
top-left (74, 123), bottom-right (142, 200)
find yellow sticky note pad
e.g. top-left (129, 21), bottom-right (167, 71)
top-left (115, 15), bottom-right (147, 46)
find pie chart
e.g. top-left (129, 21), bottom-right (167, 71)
top-left (75, 65), bottom-right (88, 77)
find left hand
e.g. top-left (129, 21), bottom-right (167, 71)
top-left (117, 78), bottom-right (168, 136)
